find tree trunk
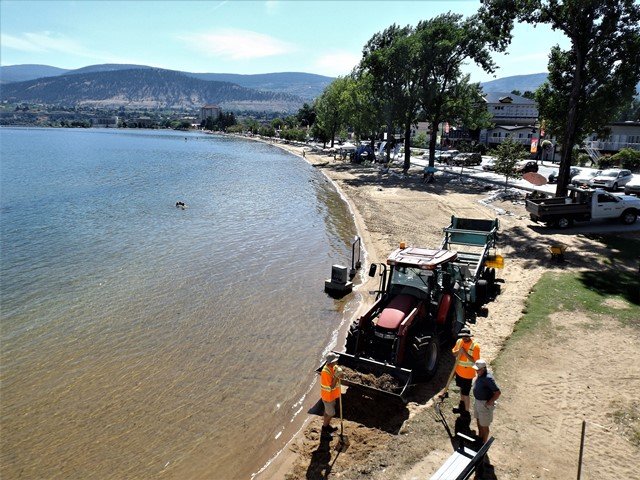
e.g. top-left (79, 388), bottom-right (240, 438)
top-left (386, 122), bottom-right (393, 164)
top-left (428, 117), bottom-right (440, 168)
top-left (555, 43), bottom-right (585, 198)
top-left (403, 122), bottom-right (412, 173)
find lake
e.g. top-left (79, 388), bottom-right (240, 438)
top-left (0, 127), bottom-right (359, 479)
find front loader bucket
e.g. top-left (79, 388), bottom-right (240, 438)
top-left (317, 351), bottom-right (413, 402)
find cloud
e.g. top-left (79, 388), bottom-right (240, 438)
top-left (179, 29), bottom-right (297, 60)
top-left (1, 31), bottom-right (95, 57)
top-left (313, 52), bottom-right (361, 77)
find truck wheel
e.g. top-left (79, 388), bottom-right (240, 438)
top-left (621, 209), bottom-right (638, 225)
top-left (556, 217), bottom-right (573, 229)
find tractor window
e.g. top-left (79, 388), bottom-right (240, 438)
top-left (391, 267), bottom-right (433, 294)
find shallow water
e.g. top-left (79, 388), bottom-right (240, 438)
top-left (0, 128), bottom-right (358, 479)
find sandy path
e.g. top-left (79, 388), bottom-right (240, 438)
top-left (251, 140), bottom-right (639, 480)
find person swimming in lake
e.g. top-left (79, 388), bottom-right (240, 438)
top-left (175, 201), bottom-right (186, 209)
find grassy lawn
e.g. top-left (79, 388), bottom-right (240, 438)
top-left (512, 234), bottom-right (640, 340)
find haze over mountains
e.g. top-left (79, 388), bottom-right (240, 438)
top-left (0, 63), bottom-right (555, 113)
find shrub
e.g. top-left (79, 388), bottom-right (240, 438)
top-left (597, 154), bottom-right (615, 169)
top-left (610, 148), bottom-right (640, 172)
top-left (576, 153), bottom-right (591, 167)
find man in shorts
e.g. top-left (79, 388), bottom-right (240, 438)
top-left (320, 352), bottom-right (342, 436)
top-left (472, 359), bottom-right (501, 444)
top-left (451, 327), bottom-right (480, 412)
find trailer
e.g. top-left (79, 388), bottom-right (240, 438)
top-left (440, 216), bottom-right (502, 312)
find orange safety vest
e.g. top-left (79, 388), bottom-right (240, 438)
top-left (452, 338), bottom-right (480, 379)
top-left (320, 364), bottom-right (341, 402)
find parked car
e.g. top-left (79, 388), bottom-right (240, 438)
top-left (548, 167), bottom-right (581, 184)
top-left (482, 157), bottom-right (497, 171)
top-left (590, 169), bottom-right (633, 191)
top-left (624, 175), bottom-right (640, 195)
top-left (571, 169), bottom-right (601, 187)
top-left (438, 150), bottom-right (460, 164)
top-left (450, 152), bottom-right (482, 166)
top-left (515, 160), bottom-right (539, 174)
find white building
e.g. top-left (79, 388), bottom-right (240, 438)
top-left (586, 121), bottom-right (640, 152)
top-left (200, 104), bottom-right (221, 122)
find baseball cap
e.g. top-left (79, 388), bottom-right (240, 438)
top-left (472, 359), bottom-right (487, 370)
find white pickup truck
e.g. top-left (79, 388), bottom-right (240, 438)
top-left (525, 186), bottom-right (640, 228)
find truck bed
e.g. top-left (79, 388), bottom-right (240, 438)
top-left (525, 197), bottom-right (590, 216)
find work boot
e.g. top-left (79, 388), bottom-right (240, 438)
top-left (322, 425), bottom-right (338, 433)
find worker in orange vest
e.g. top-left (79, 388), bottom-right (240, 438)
top-left (451, 327), bottom-right (480, 412)
top-left (320, 352), bottom-right (342, 436)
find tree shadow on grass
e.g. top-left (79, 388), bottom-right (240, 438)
top-left (578, 270), bottom-right (640, 306)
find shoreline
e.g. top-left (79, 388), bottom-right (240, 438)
top-left (242, 136), bottom-right (639, 480)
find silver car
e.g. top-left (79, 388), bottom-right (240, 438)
top-left (590, 169), bottom-right (633, 191)
top-left (571, 169), bottom-right (601, 187)
top-left (624, 175), bottom-right (640, 195)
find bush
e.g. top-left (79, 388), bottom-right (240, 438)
top-left (597, 154), bottom-right (615, 169)
top-left (610, 148), bottom-right (640, 172)
top-left (576, 153), bottom-right (591, 167)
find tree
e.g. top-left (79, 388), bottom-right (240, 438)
top-left (296, 103), bottom-right (316, 128)
top-left (359, 24), bottom-right (417, 170)
top-left (480, 0), bottom-right (640, 197)
top-left (414, 13), bottom-right (498, 168)
top-left (314, 76), bottom-right (350, 147)
top-left (339, 72), bottom-right (381, 150)
top-left (494, 138), bottom-right (527, 189)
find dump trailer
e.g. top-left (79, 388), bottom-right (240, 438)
top-left (440, 216), bottom-right (502, 315)
top-left (322, 217), bottom-right (502, 402)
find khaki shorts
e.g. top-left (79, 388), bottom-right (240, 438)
top-left (323, 400), bottom-right (336, 417)
top-left (474, 399), bottom-right (495, 427)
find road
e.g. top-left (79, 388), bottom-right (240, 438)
top-left (409, 155), bottom-right (640, 233)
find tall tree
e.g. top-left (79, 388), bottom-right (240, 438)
top-left (480, 0), bottom-right (640, 197)
top-left (314, 76), bottom-right (350, 148)
top-left (359, 24), bottom-right (418, 171)
top-left (414, 13), bottom-right (498, 168)
top-left (340, 72), bottom-right (382, 150)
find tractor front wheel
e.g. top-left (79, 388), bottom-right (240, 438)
top-left (413, 332), bottom-right (440, 379)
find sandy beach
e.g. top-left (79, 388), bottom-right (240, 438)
top-left (252, 138), bottom-right (640, 480)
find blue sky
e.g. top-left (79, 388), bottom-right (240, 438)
top-left (1, 0), bottom-right (569, 82)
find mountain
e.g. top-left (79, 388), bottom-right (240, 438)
top-left (0, 68), bottom-right (303, 112)
top-left (0, 63), bottom-right (332, 101)
top-left (480, 73), bottom-right (548, 93)
top-left (0, 64), bottom-right (70, 84)
top-left (185, 72), bottom-right (333, 101)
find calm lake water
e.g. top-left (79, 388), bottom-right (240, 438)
top-left (0, 128), bottom-right (359, 479)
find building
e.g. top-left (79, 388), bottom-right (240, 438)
top-left (200, 104), bottom-right (221, 122)
top-left (585, 121), bottom-right (640, 153)
top-left (91, 116), bottom-right (119, 128)
top-left (482, 92), bottom-right (538, 126)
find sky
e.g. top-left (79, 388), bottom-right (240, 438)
top-left (0, 0), bottom-right (570, 83)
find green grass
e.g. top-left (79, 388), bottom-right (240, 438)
top-left (510, 270), bottom-right (639, 344)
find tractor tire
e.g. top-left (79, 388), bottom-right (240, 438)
top-left (345, 322), bottom-right (358, 354)
top-left (413, 332), bottom-right (440, 380)
top-left (621, 209), bottom-right (638, 225)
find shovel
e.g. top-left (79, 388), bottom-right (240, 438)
top-left (335, 379), bottom-right (350, 452)
top-left (436, 350), bottom-right (462, 399)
